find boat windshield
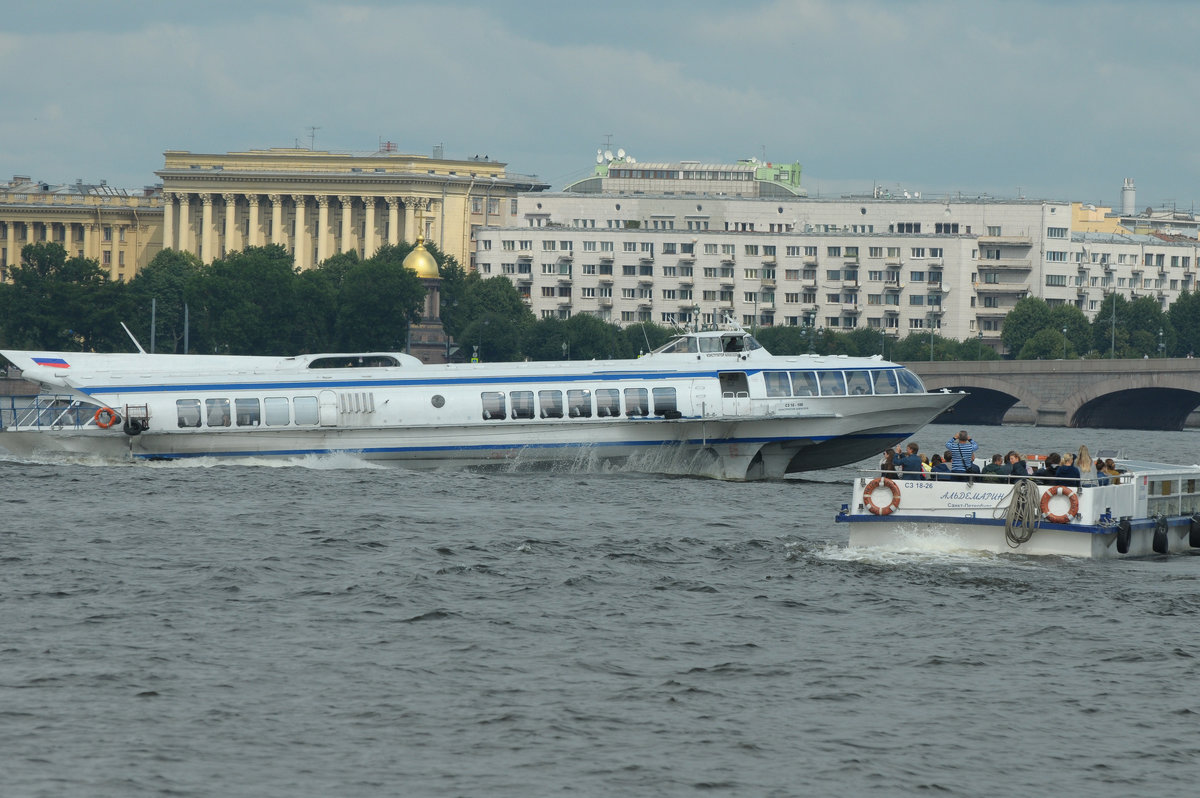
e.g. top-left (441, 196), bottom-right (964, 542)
top-left (652, 333), bottom-right (765, 355)
top-left (308, 355), bottom-right (401, 369)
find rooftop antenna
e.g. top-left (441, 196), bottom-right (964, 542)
top-left (307, 126), bottom-right (321, 151)
top-left (121, 322), bottom-right (147, 354)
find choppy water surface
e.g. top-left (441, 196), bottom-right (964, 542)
top-left (4, 424), bottom-right (1200, 797)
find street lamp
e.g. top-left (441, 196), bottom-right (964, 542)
top-left (928, 314), bottom-right (935, 362)
top-left (1110, 294), bottom-right (1116, 359)
top-left (1159, 327), bottom-right (1164, 358)
top-left (1062, 326), bottom-right (1068, 360)
top-left (977, 330), bottom-right (983, 361)
top-left (561, 340), bottom-right (570, 360)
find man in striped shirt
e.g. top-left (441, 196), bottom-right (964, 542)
top-left (945, 430), bottom-right (980, 476)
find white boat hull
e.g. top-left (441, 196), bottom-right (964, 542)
top-left (837, 470), bottom-right (1200, 558)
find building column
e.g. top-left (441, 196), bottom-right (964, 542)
top-left (161, 192), bottom-right (174, 250)
top-left (6, 219), bottom-right (16, 265)
top-left (403, 196), bottom-right (418, 243)
top-left (222, 193), bottom-right (239, 255)
top-left (425, 199), bottom-right (438, 244)
top-left (200, 194), bottom-right (215, 263)
top-left (246, 195), bottom-right (261, 246)
top-left (363, 197), bottom-right (378, 257)
top-left (386, 196), bottom-right (400, 246)
top-left (269, 194), bottom-right (283, 246)
top-left (338, 195), bottom-right (354, 254)
top-left (178, 193), bottom-right (192, 253)
top-left (82, 223), bottom-right (94, 259)
top-left (292, 194), bottom-right (309, 269)
top-left (316, 195), bottom-right (330, 264)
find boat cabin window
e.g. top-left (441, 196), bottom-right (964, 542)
top-left (206, 398), bottom-right (231, 427)
top-left (308, 355), bottom-right (400, 369)
top-left (655, 336), bottom-right (700, 354)
top-left (818, 371), bottom-right (846, 397)
top-left (236, 398), bottom-right (261, 427)
top-left (764, 372), bottom-right (790, 397)
top-left (873, 370), bottom-right (898, 395)
top-left (264, 397), bottom-right (290, 426)
top-left (625, 387), bottom-right (648, 417)
top-left (896, 369), bottom-right (926, 394)
top-left (539, 390), bottom-right (563, 419)
top-left (511, 391), bottom-right (535, 420)
top-left (177, 399), bottom-right (201, 428)
top-left (567, 389), bottom-right (593, 418)
top-left (482, 392), bottom-right (506, 420)
top-left (845, 370), bottom-right (872, 396)
top-left (698, 337), bottom-right (725, 353)
top-left (790, 371), bottom-right (819, 397)
top-left (652, 387), bottom-right (677, 416)
top-left (596, 388), bottom-right (621, 417)
top-left (294, 396), bottom-right (319, 426)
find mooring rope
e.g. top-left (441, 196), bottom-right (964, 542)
top-left (1004, 479), bottom-right (1042, 548)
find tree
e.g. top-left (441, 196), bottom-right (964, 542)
top-left (1125, 295), bottom-right (1173, 357)
top-left (1017, 327), bottom-right (1075, 360)
top-left (127, 249), bottom-right (203, 353)
top-left (1090, 293), bottom-right (1131, 358)
top-left (334, 245), bottom-right (425, 351)
top-left (755, 326), bottom-right (818, 355)
top-left (621, 322), bottom-right (673, 356)
top-left (188, 245), bottom-right (300, 355)
top-left (1048, 304), bottom-right (1090, 360)
top-left (1000, 296), bottom-right (1052, 356)
top-left (0, 242), bottom-right (123, 351)
top-left (1168, 290), bottom-right (1200, 357)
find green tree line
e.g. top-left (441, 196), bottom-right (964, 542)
top-left (1000, 293), bottom-right (1200, 359)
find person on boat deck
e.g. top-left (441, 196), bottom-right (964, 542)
top-left (1007, 451), bottom-right (1031, 479)
top-left (920, 453), bottom-right (932, 476)
top-left (981, 453), bottom-right (1007, 482)
top-left (1034, 452), bottom-right (1062, 483)
top-left (945, 430), bottom-right (980, 476)
top-left (1076, 445), bottom-right (1100, 487)
top-left (1055, 452), bottom-right (1082, 485)
top-left (880, 448), bottom-right (899, 477)
top-left (896, 442), bottom-right (925, 479)
top-left (930, 453), bottom-right (952, 480)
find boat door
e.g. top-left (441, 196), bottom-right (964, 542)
top-left (318, 390), bottom-right (338, 427)
top-left (719, 372), bottom-right (751, 416)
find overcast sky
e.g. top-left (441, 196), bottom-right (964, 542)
top-left (2, 0), bottom-right (1196, 210)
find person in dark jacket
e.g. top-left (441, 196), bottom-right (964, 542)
top-left (896, 442), bottom-right (926, 479)
top-left (1006, 451), bottom-right (1031, 479)
top-left (981, 453), bottom-right (1008, 482)
top-left (930, 453), bottom-right (952, 480)
top-left (1055, 452), bottom-right (1082, 485)
top-left (1034, 452), bottom-right (1061, 483)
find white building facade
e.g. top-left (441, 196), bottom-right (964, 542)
top-left (474, 193), bottom-right (1200, 351)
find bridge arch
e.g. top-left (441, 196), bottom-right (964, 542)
top-left (918, 374), bottom-right (1042, 427)
top-left (1064, 375), bottom-right (1200, 430)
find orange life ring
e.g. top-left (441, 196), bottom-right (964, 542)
top-left (94, 407), bottom-right (120, 429)
top-left (1040, 485), bottom-right (1079, 524)
top-left (864, 477), bottom-right (901, 515)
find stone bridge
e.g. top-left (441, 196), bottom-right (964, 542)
top-left (905, 358), bottom-right (1200, 430)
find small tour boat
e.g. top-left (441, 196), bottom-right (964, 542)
top-left (0, 327), bottom-right (963, 480)
top-left (836, 460), bottom-right (1200, 557)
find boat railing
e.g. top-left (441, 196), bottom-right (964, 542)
top-left (867, 469), bottom-right (1133, 488)
top-left (0, 395), bottom-right (96, 431)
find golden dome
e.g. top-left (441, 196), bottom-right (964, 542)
top-left (402, 236), bottom-right (440, 279)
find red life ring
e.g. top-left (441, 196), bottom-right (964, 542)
top-left (864, 477), bottom-right (901, 515)
top-left (94, 407), bottom-right (120, 429)
top-left (1040, 485), bottom-right (1079, 524)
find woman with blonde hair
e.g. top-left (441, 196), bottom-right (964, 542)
top-left (1077, 444), bottom-right (1098, 486)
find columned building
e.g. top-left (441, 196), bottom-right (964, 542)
top-left (156, 148), bottom-right (548, 268)
top-left (0, 175), bottom-right (162, 283)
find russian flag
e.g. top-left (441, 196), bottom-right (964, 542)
top-left (33, 357), bottom-right (70, 369)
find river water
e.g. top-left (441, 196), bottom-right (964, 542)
top-left (3, 423), bottom-right (1200, 797)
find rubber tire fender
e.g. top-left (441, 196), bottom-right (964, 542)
top-left (1116, 518), bottom-right (1132, 555)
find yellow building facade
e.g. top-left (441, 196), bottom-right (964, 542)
top-left (157, 148), bottom-right (548, 268)
top-left (0, 176), bottom-right (162, 283)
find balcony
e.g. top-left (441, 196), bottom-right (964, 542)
top-left (639, 254), bottom-right (654, 263)
top-left (760, 277), bottom-right (776, 287)
top-left (598, 298), bottom-right (612, 307)
top-left (599, 254), bottom-right (614, 262)
top-left (978, 258), bottom-right (1032, 270)
top-left (978, 234), bottom-right (1033, 246)
top-left (762, 255), bottom-right (777, 264)
top-left (973, 282), bottom-right (1026, 294)
top-left (842, 304), bottom-right (862, 314)
top-left (517, 252), bottom-right (533, 260)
